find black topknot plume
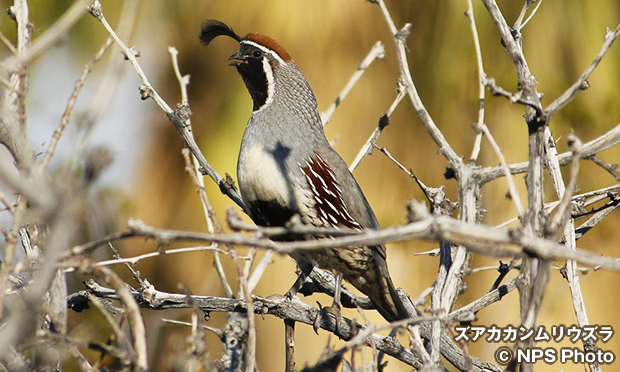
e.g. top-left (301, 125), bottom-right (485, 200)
top-left (200, 20), bottom-right (242, 46)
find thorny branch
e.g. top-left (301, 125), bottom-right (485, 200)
top-left (478, 2), bottom-right (619, 372)
top-left (68, 280), bottom-right (506, 372)
top-left (65, 216), bottom-right (620, 274)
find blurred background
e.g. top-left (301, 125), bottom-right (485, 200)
top-left (1, 0), bottom-right (619, 370)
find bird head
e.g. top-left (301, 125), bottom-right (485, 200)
top-left (200, 20), bottom-right (299, 112)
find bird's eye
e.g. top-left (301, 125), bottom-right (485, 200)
top-left (252, 50), bottom-right (262, 58)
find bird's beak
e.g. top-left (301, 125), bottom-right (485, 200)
top-left (228, 52), bottom-right (247, 66)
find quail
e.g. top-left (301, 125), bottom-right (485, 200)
top-left (200, 20), bottom-right (409, 322)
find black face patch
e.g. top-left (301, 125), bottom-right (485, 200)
top-left (234, 44), bottom-right (269, 111)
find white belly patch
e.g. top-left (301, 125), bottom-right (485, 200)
top-left (238, 143), bottom-right (293, 205)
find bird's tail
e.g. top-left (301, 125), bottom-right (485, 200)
top-left (349, 261), bottom-right (410, 322)
top-left (370, 269), bottom-right (410, 322)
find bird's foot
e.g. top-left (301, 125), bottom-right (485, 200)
top-left (284, 266), bottom-right (312, 300)
top-left (284, 286), bottom-right (299, 301)
top-left (313, 301), bottom-right (342, 334)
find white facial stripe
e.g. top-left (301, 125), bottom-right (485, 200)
top-left (255, 56), bottom-right (274, 113)
top-left (241, 40), bottom-right (286, 64)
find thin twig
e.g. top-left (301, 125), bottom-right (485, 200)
top-left (520, 0), bottom-right (543, 29)
top-left (0, 192), bottom-right (16, 213)
top-left (349, 91), bottom-right (405, 172)
top-left (39, 37), bottom-right (113, 171)
top-left (587, 155), bottom-right (620, 181)
top-left (242, 248), bottom-right (257, 285)
top-left (87, 293), bottom-right (133, 352)
top-left (447, 277), bottom-right (518, 323)
top-left (482, 76), bottom-right (542, 113)
top-left (181, 149), bottom-right (234, 298)
top-left (87, 0), bottom-right (244, 209)
top-left (284, 319), bottom-right (296, 372)
top-left (479, 123), bottom-right (525, 217)
top-left (496, 183), bottom-right (620, 228)
top-left (94, 244), bottom-right (227, 267)
top-left (545, 24), bottom-right (620, 117)
top-left (0, 32), bottom-right (16, 53)
top-left (321, 41), bottom-right (386, 126)
top-left (374, 0), bottom-right (462, 169)
top-left (68, 347), bottom-right (94, 372)
top-left (512, 1), bottom-right (531, 32)
top-left (576, 195), bottom-right (620, 242)
top-left (169, 47), bottom-right (190, 103)
top-left (247, 251), bottom-right (274, 292)
top-left (0, 74), bottom-right (25, 93)
top-left (229, 247), bottom-right (256, 372)
top-left (545, 133), bottom-right (582, 238)
top-left (90, 265), bottom-right (148, 371)
top-left (163, 319), bottom-right (224, 338)
top-left (1, 0), bottom-right (91, 69)
top-left (383, 146), bottom-right (451, 214)
top-left (466, 0), bottom-right (487, 163)
top-left (173, 43), bottom-right (234, 298)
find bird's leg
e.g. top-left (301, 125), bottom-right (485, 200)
top-left (331, 273), bottom-right (343, 330)
top-left (284, 273), bottom-right (305, 300)
top-left (313, 273), bottom-right (344, 334)
top-left (285, 260), bottom-right (313, 300)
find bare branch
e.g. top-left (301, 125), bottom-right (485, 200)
top-left (465, 0), bottom-right (487, 163)
top-left (1, 0), bottom-right (90, 69)
top-left (482, 76), bottom-right (543, 115)
top-left (321, 41), bottom-right (386, 126)
top-left (587, 155), bottom-right (620, 181)
top-left (478, 122), bottom-right (620, 183)
top-left (575, 195), bottom-right (620, 242)
top-left (94, 244), bottom-right (225, 267)
top-left (87, 0), bottom-right (244, 209)
top-left (447, 277), bottom-right (518, 323)
top-left (113, 217), bottom-right (620, 272)
top-left (544, 133), bottom-right (582, 238)
top-left (479, 123), bottom-right (525, 217)
top-left (349, 112), bottom-right (394, 172)
top-left (72, 282), bottom-right (503, 371)
top-left (374, 0), bottom-right (463, 169)
top-left (545, 24), bottom-right (620, 117)
top-left (518, 0), bottom-right (544, 30)
top-left (88, 265), bottom-right (148, 371)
